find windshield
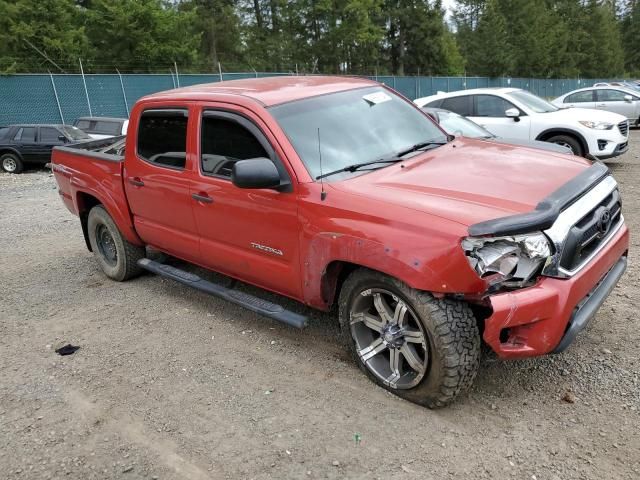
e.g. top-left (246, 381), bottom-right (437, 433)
top-left (62, 125), bottom-right (91, 140)
top-left (270, 87), bottom-right (447, 180)
top-left (437, 111), bottom-right (493, 138)
top-left (507, 90), bottom-right (558, 113)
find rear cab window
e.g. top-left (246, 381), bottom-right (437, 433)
top-left (137, 109), bottom-right (188, 169)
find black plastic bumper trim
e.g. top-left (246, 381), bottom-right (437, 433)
top-left (594, 141), bottom-right (629, 160)
top-left (552, 255), bottom-right (627, 353)
top-left (137, 258), bottom-right (308, 329)
top-left (468, 162), bottom-right (610, 237)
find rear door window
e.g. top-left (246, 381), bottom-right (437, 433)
top-left (13, 127), bottom-right (36, 142)
top-left (474, 95), bottom-right (517, 117)
top-left (137, 109), bottom-right (188, 169)
top-left (565, 91), bottom-right (594, 103)
top-left (440, 96), bottom-right (472, 116)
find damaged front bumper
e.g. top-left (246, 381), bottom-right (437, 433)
top-left (483, 224), bottom-right (629, 359)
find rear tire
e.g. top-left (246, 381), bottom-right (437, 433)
top-left (1, 153), bottom-right (23, 173)
top-left (546, 135), bottom-right (584, 157)
top-left (87, 205), bottom-right (145, 281)
top-left (338, 269), bottom-right (480, 408)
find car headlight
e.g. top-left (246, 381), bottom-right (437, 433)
top-left (462, 232), bottom-right (552, 288)
top-left (578, 120), bottom-right (613, 130)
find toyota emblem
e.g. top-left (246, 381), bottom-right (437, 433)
top-left (596, 207), bottom-right (612, 236)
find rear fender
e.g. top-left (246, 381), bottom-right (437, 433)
top-left (74, 188), bottom-right (143, 247)
top-left (0, 147), bottom-right (23, 160)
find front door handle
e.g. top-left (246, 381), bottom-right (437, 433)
top-left (192, 193), bottom-right (213, 204)
top-left (128, 177), bottom-right (144, 187)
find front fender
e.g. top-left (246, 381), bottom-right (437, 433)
top-left (301, 229), bottom-right (483, 310)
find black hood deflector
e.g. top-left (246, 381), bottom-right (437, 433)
top-left (468, 162), bottom-right (610, 237)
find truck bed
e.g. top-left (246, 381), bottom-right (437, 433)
top-left (51, 136), bottom-right (135, 244)
top-left (54, 135), bottom-right (126, 162)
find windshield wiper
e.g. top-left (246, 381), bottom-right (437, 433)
top-left (316, 158), bottom-right (403, 180)
top-left (395, 140), bottom-right (447, 158)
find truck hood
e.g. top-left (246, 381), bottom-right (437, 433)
top-left (330, 138), bottom-right (592, 229)
top-left (546, 106), bottom-right (627, 124)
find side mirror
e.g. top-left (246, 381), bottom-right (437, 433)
top-left (505, 108), bottom-right (520, 119)
top-left (624, 94), bottom-right (633, 102)
top-left (58, 135), bottom-right (68, 143)
top-left (232, 158), bottom-right (282, 190)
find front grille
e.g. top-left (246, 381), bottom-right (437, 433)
top-left (618, 121), bottom-right (629, 137)
top-left (559, 189), bottom-right (622, 271)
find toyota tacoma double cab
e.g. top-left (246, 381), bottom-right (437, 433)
top-left (52, 76), bottom-right (629, 407)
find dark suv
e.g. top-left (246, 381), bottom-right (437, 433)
top-left (0, 124), bottom-right (90, 173)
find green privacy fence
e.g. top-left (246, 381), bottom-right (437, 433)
top-left (0, 73), bottom-right (612, 125)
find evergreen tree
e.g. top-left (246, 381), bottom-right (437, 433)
top-left (622, 0), bottom-right (640, 76)
top-left (0, 0), bottom-right (88, 73)
top-left (85, 0), bottom-right (200, 72)
top-left (466, 0), bottom-right (513, 76)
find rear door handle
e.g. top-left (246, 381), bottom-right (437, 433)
top-left (192, 193), bottom-right (213, 204)
top-left (128, 177), bottom-right (144, 187)
top-left (596, 103), bottom-right (606, 107)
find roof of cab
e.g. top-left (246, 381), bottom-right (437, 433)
top-left (142, 75), bottom-right (379, 107)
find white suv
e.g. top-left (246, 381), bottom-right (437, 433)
top-left (414, 88), bottom-right (629, 159)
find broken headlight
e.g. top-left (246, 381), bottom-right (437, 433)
top-left (462, 233), bottom-right (552, 289)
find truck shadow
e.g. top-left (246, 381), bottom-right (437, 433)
top-left (146, 254), bottom-right (597, 407)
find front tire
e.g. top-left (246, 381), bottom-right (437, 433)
top-left (339, 269), bottom-right (480, 408)
top-left (1, 153), bottom-right (23, 173)
top-left (87, 205), bottom-right (145, 281)
top-left (546, 135), bottom-right (584, 157)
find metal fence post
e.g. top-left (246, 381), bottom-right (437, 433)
top-left (79, 58), bottom-right (93, 116)
top-left (49, 72), bottom-right (65, 124)
top-left (174, 62), bottom-right (180, 87)
top-left (116, 69), bottom-right (130, 117)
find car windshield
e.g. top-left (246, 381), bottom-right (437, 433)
top-left (507, 90), bottom-right (558, 113)
top-left (269, 87), bottom-right (448, 180)
top-left (62, 125), bottom-right (91, 140)
top-left (436, 111), bottom-right (493, 138)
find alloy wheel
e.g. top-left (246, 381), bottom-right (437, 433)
top-left (349, 288), bottom-right (429, 390)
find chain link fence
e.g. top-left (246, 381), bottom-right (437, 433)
top-left (0, 73), bottom-right (612, 125)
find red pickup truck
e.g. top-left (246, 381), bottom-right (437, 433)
top-left (52, 76), bottom-right (629, 407)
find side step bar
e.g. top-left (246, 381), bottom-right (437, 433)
top-left (137, 258), bottom-right (308, 329)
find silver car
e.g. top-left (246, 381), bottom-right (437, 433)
top-left (553, 86), bottom-right (640, 127)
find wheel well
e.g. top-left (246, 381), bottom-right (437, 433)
top-left (0, 148), bottom-right (22, 160)
top-left (77, 192), bottom-right (102, 252)
top-left (536, 130), bottom-right (587, 155)
top-left (320, 261), bottom-right (362, 310)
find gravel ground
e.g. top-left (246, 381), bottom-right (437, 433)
top-left (1, 134), bottom-right (639, 480)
